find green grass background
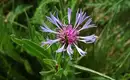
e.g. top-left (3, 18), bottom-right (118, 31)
top-left (0, 0), bottom-right (130, 80)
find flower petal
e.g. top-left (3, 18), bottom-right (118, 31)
top-left (79, 34), bottom-right (97, 43)
top-left (78, 13), bottom-right (89, 26)
top-left (79, 18), bottom-right (96, 31)
top-left (56, 44), bottom-right (65, 53)
top-left (74, 9), bottom-right (81, 27)
top-left (67, 44), bottom-right (73, 55)
top-left (41, 23), bottom-right (58, 34)
top-left (66, 44), bottom-right (73, 60)
top-left (50, 13), bottom-right (62, 27)
top-left (79, 18), bottom-right (92, 30)
top-left (68, 8), bottom-right (72, 24)
top-left (41, 39), bottom-right (60, 47)
top-left (46, 16), bottom-right (61, 29)
top-left (74, 9), bottom-right (90, 29)
top-left (74, 44), bottom-right (86, 56)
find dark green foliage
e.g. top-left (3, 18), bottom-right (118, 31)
top-left (0, 0), bottom-right (130, 80)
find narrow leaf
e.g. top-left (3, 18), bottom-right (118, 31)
top-left (73, 64), bottom-right (115, 80)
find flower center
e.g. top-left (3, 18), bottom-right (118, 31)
top-left (57, 25), bottom-right (79, 44)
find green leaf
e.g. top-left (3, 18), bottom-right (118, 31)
top-left (40, 69), bottom-right (55, 76)
top-left (11, 36), bottom-right (51, 60)
top-left (11, 35), bottom-right (23, 45)
top-left (24, 60), bottom-right (34, 74)
top-left (43, 59), bottom-right (57, 68)
top-left (72, 64), bottom-right (115, 80)
top-left (22, 39), bottom-right (51, 59)
top-left (55, 68), bottom-right (64, 78)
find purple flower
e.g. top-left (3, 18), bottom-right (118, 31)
top-left (41, 8), bottom-right (97, 58)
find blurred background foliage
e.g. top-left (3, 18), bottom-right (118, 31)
top-left (0, 0), bottom-right (130, 80)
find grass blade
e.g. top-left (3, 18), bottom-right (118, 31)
top-left (73, 64), bottom-right (115, 80)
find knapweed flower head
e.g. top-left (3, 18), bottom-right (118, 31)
top-left (41, 8), bottom-right (97, 58)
